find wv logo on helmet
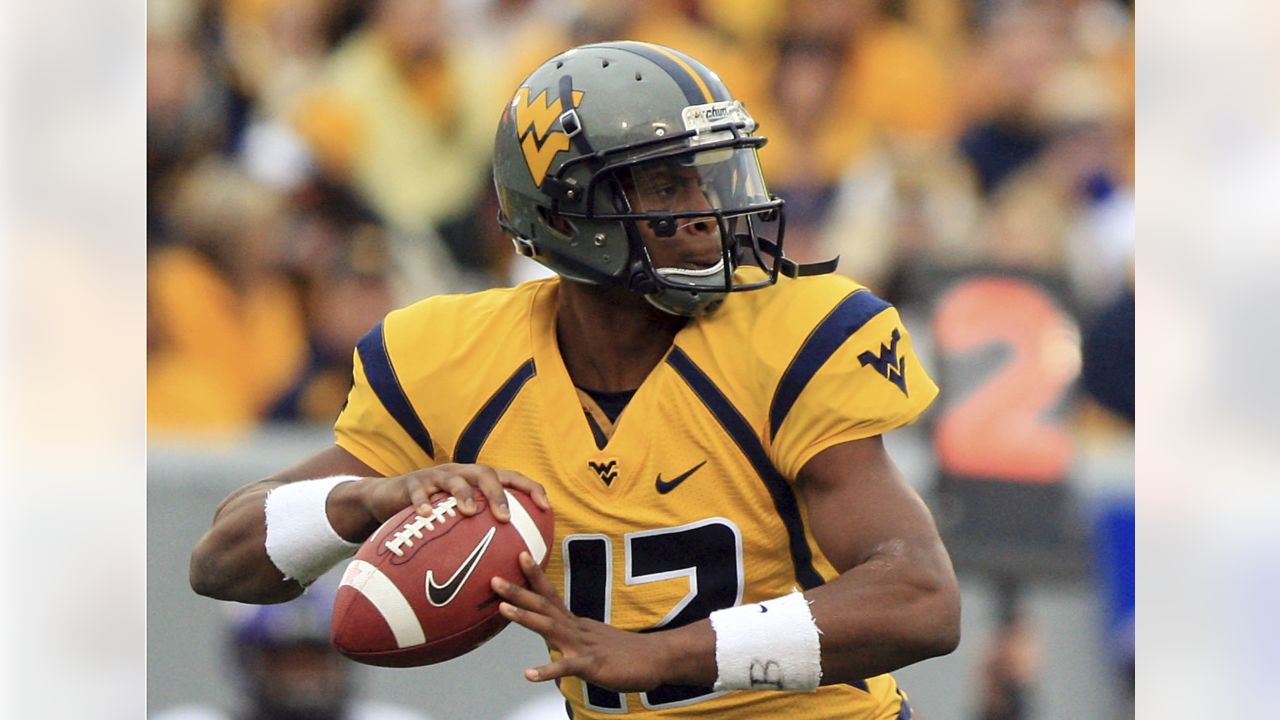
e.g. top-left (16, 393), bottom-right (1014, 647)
top-left (512, 85), bottom-right (584, 186)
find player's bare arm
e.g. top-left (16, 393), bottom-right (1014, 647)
top-left (190, 444), bottom-right (549, 604)
top-left (492, 434), bottom-right (959, 691)
top-left (790, 435), bottom-right (961, 681)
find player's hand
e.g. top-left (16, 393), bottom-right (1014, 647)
top-left (492, 552), bottom-right (667, 693)
top-left (352, 463), bottom-right (550, 528)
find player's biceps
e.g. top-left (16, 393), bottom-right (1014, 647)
top-left (804, 500), bottom-right (868, 572)
top-left (800, 440), bottom-right (913, 568)
top-left (812, 482), bottom-right (948, 577)
top-left (802, 477), bottom-right (903, 572)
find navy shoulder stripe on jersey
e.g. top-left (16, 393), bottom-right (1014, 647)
top-left (454, 359), bottom-right (537, 464)
top-left (356, 321), bottom-right (434, 460)
top-left (769, 289), bottom-right (892, 439)
top-left (666, 347), bottom-right (825, 590)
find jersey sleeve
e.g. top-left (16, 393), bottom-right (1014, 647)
top-left (333, 320), bottom-right (437, 477)
top-left (769, 293), bottom-right (938, 480)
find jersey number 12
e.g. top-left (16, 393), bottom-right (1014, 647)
top-left (563, 518), bottom-right (744, 712)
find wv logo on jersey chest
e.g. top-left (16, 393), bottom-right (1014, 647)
top-left (858, 328), bottom-right (909, 396)
top-left (588, 458), bottom-right (619, 486)
top-left (512, 85), bottom-right (584, 186)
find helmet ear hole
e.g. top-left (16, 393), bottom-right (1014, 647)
top-left (536, 206), bottom-right (577, 239)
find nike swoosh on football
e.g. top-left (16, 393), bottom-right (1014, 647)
top-left (425, 526), bottom-right (497, 607)
top-left (655, 460), bottom-right (708, 494)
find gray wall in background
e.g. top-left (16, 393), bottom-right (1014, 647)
top-left (149, 427), bottom-right (1126, 720)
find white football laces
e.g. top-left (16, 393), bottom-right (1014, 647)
top-left (385, 497), bottom-right (460, 557)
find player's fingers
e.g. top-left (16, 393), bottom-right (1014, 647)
top-left (394, 468), bottom-right (449, 516)
top-left (525, 657), bottom-right (588, 683)
top-left (498, 601), bottom-right (556, 635)
top-left (491, 575), bottom-right (564, 618)
top-left (520, 551), bottom-right (569, 612)
top-left (405, 480), bottom-right (435, 516)
top-left (496, 469), bottom-right (552, 510)
top-left (466, 466), bottom-right (511, 522)
top-left (435, 473), bottom-right (478, 515)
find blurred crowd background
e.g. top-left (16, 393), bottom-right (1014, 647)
top-left (146, 0), bottom-right (1134, 434)
top-left (146, 1), bottom-right (1134, 718)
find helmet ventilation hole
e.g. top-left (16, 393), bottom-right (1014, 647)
top-left (555, 60), bottom-right (563, 69)
top-left (601, 59), bottom-right (610, 68)
top-left (635, 72), bottom-right (642, 81)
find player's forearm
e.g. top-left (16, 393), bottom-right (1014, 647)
top-left (649, 621), bottom-right (718, 687)
top-left (189, 478), bottom-right (376, 603)
top-left (651, 576), bottom-right (957, 691)
top-left (648, 543), bottom-right (957, 690)
top-left (806, 540), bottom-right (961, 683)
top-left (190, 484), bottom-right (303, 603)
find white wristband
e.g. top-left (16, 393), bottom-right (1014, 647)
top-left (264, 476), bottom-right (362, 586)
top-left (709, 590), bottom-right (823, 692)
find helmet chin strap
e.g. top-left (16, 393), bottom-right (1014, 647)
top-left (654, 259), bottom-right (728, 280)
top-left (644, 259), bottom-right (730, 317)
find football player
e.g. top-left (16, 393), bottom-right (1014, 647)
top-left (191, 42), bottom-right (960, 719)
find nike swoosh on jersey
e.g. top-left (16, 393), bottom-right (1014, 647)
top-left (655, 460), bottom-right (708, 494)
top-left (425, 526), bottom-right (497, 607)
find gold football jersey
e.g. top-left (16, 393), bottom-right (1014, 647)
top-left (335, 274), bottom-right (937, 719)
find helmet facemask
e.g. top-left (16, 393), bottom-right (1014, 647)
top-left (555, 109), bottom-right (791, 316)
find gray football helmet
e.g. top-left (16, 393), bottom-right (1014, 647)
top-left (492, 41), bottom-right (836, 316)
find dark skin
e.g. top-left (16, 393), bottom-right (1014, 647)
top-left (190, 162), bottom-right (960, 689)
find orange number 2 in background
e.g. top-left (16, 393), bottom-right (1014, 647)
top-left (933, 277), bottom-right (1080, 484)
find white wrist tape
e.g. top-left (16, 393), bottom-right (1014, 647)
top-left (264, 476), bottom-right (362, 586)
top-left (709, 590), bottom-right (822, 692)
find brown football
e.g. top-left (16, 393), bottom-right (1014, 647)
top-left (331, 488), bottom-right (553, 667)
